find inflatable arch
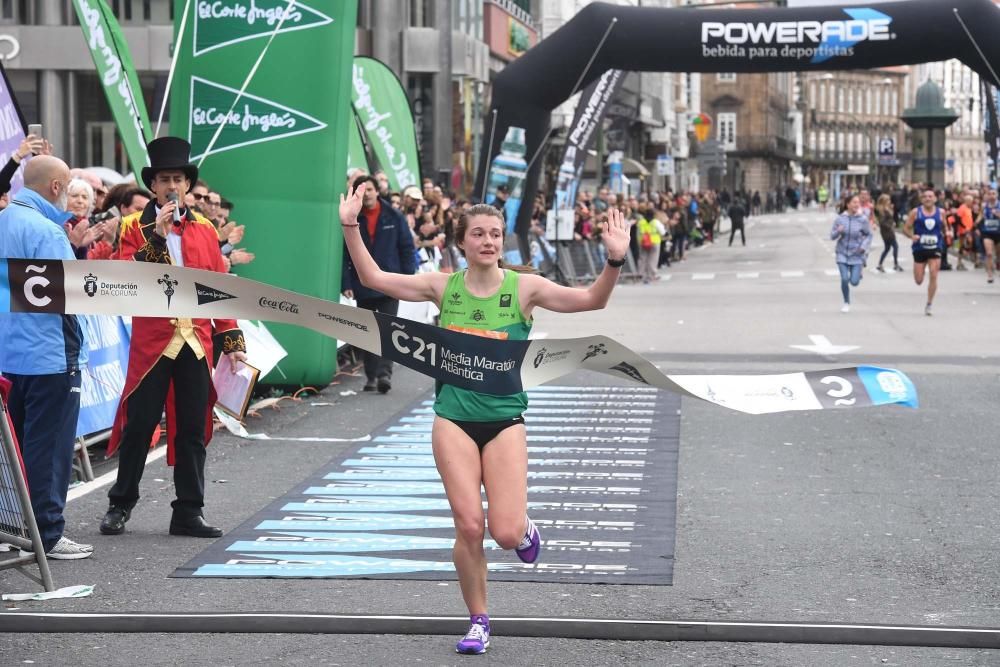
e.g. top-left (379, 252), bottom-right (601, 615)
top-left (475, 0), bottom-right (1000, 248)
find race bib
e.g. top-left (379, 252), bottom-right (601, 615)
top-left (919, 234), bottom-right (939, 248)
top-left (984, 218), bottom-right (1000, 232)
top-left (445, 324), bottom-right (509, 340)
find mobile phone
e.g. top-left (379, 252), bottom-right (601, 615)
top-left (27, 123), bottom-right (42, 139)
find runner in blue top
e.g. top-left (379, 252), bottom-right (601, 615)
top-left (976, 187), bottom-right (1000, 284)
top-left (903, 189), bottom-right (945, 315)
top-left (339, 189), bottom-right (632, 656)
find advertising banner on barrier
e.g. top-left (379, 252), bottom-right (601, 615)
top-left (549, 69), bottom-right (625, 235)
top-left (0, 61), bottom-right (26, 195)
top-left (351, 57), bottom-right (422, 192)
top-left (71, 0), bottom-right (152, 178)
top-left (169, 0), bottom-right (357, 386)
top-left (76, 314), bottom-right (130, 438)
top-left (0, 259), bottom-right (920, 416)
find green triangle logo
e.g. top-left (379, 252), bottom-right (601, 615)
top-left (188, 76), bottom-right (326, 160)
top-left (193, 1), bottom-right (333, 56)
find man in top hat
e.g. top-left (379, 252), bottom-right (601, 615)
top-left (100, 137), bottom-right (247, 538)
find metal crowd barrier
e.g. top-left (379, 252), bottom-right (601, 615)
top-left (73, 429), bottom-right (111, 484)
top-left (0, 382), bottom-right (56, 591)
top-left (551, 239), bottom-right (641, 285)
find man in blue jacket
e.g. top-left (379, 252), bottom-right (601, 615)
top-left (0, 155), bottom-right (92, 559)
top-left (341, 175), bottom-right (416, 393)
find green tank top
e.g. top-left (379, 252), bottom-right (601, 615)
top-left (434, 269), bottom-right (532, 422)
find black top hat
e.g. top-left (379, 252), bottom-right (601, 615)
top-left (141, 137), bottom-right (199, 189)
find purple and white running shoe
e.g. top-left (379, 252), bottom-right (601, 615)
top-left (456, 614), bottom-right (490, 655)
top-left (515, 516), bottom-right (541, 564)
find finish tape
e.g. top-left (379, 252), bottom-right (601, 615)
top-left (0, 259), bottom-right (918, 415)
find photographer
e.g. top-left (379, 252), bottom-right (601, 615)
top-left (0, 133), bottom-right (47, 196)
top-left (90, 184), bottom-right (148, 259)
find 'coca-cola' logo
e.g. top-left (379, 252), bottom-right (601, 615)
top-left (258, 296), bottom-right (299, 314)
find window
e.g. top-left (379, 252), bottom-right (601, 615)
top-left (86, 122), bottom-right (129, 174)
top-left (808, 131), bottom-right (817, 151)
top-left (874, 88), bottom-right (881, 116)
top-left (847, 133), bottom-right (855, 154)
top-left (717, 112), bottom-right (736, 150)
top-left (818, 83), bottom-right (825, 111)
top-left (891, 90), bottom-right (898, 115)
top-left (865, 89), bottom-right (872, 116)
top-left (838, 88), bottom-right (845, 113)
top-left (410, 0), bottom-right (432, 27)
top-left (848, 88), bottom-right (854, 114)
top-left (837, 132), bottom-right (845, 152)
top-left (717, 73), bottom-right (737, 82)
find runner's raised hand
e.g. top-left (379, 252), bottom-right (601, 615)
top-left (602, 206), bottom-right (633, 260)
top-left (339, 185), bottom-right (364, 227)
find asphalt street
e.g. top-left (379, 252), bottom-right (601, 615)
top-left (2, 206), bottom-right (999, 666)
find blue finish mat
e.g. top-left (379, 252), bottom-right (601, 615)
top-left (174, 379), bottom-right (680, 584)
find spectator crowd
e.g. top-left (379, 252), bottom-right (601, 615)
top-left (2, 129), bottom-right (996, 565)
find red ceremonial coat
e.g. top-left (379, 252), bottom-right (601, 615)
top-left (108, 203), bottom-right (244, 465)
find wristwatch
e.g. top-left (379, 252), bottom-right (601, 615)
top-left (607, 256), bottom-right (626, 268)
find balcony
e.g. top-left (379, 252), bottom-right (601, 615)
top-left (721, 135), bottom-right (798, 160)
top-left (804, 150), bottom-right (875, 166)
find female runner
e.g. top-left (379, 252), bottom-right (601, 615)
top-left (339, 188), bottom-right (631, 654)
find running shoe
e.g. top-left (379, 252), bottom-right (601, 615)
top-left (875, 265), bottom-right (885, 273)
top-left (925, 303), bottom-right (933, 317)
top-left (456, 615), bottom-right (490, 655)
top-left (20, 536), bottom-right (94, 560)
top-left (840, 304), bottom-right (850, 314)
top-left (515, 516), bottom-right (541, 564)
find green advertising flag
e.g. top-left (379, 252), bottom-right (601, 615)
top-left (347, 109), bottom-right (368, 174)
top-left (72, 0), bottom-right (152, 177)
top-left (170, 0), bottom-right (357, 385)
top-left (351, 56), bottom-right (421, 192)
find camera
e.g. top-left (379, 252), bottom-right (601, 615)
top-left (88, 205), bottom-right (121, 225)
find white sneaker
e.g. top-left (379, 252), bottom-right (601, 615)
top-left (924, 303), bottom-right (933, 317)
top-left (840, 304), bottom-right (850, 313)
top-left (20, 536), bottom-right (94, 560)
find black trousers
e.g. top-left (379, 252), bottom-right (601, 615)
top-left (108, 344), bottom-right (211, 519)
top-left (729, 223), bottom-right (746, 246)
top-left (356, 296), bottom-right (398, 381)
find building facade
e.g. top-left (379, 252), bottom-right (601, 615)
top-left (0, 0), bottom-right (519, 194)
top-left (0, 0), bottom-right (174, 174)
top-left (912, 60), bottom-right (988, 186)
top-left (537, 0), bottom-right (687, 195)
top-left (700, 71), bottom-right (797, 197)
top-left (357, 0), bottom-right (511, 193)
top-left (801, 68), bottom-right (908, 193)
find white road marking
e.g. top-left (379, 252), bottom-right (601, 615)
top-left (692, 273), bottom-right (716, 280)
top-left (67, 446), bottom-right (167, 502)
top-left (789, 334), bottom-right (860, 356)
top-left (736, 272), bottom-right (760, 279)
